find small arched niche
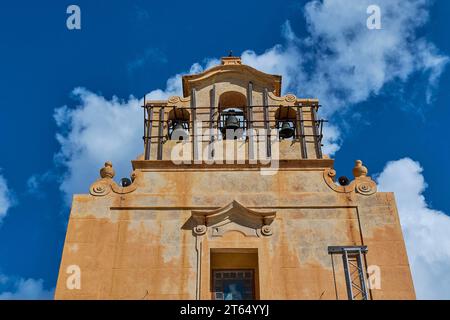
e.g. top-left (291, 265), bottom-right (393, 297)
top-left (168, 107), bottom-right (190, 141)
top-left (218, 91), bottom-right (247, 110)
top-left (218, 91), bottom-right (247, 140)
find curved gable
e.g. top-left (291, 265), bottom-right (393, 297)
top-left (182, 57), bottom-right (282, 97)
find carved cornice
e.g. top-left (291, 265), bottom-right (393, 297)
top-left (191, 200), bottom-right (276, 237)
top-left (132, 159), bottom-right (334, 171)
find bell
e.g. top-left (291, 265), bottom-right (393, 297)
top-left (121, 178), bottom-right (132, 187)
top-left (338, 176), bottom-right (350, 186)
top-left (225, 115), bottom-right (240, 131)
top-left (170, 122), bottom-right (189, 140)
top-left (279, 121), bottom-right (295, 139)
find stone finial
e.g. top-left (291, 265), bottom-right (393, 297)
top-left (100, 161), bottom-right (115, 179)
top-left (353, 160), bottom-right (368, 178)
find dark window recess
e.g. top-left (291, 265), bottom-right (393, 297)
top-left (212, 270), bottom-right (254, 300)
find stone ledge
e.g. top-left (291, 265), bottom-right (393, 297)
top-left (132, 159), bottom-right (334, 171)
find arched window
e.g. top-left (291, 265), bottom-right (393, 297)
top-left (168, 107), bottom-right (190, 141)
top-left (218, 91), bottom-right (247, 140)
top-left (275, 106), bottom-right (296, 140)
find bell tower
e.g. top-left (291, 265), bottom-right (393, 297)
top-left (55, 56), bottom-right (415, 300)
top-left (142, 56), bottom-right (325, 164)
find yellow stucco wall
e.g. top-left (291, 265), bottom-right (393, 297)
top-left (54, 162), bottom-right (415, 300)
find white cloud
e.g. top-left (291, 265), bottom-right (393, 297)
top-left (302, 0), bottom-right (448, 107)
top-left (26, 171), bottom-right (54, 199)
top-left (0, 276), bottom-right (54, 300)
top-left (377, 158), bottom-right (450, 299)
top-left (241, 0), bottom-right (448, 153)
top-left (243, 0), bottom-right (448, 110)
top-left (54, 60), bottom-right (219, 202)
top-left (242, 42), bottom-right (302, 96)
top-left (54, 89), bottom-right (143, 203)
top-left (321, 124), bottom-right (342, 156)
top-left (0, 173), bottom-right (13, 223)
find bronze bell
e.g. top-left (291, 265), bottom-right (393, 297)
top-left (170, 121), bottom-right (189, 140)
top-left (225, 114), bottom-right (240, 131)
top-left (279, 121), bottom-right (295, 139)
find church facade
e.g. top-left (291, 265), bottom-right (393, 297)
top-left (55, 56), bottom-right (415, 300)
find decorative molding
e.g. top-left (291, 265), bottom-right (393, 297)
top-left (100, 161), bottom-right (115, 179)
top-left (353, 160), bottom-right (368, 178)
top-left (354, 179), bottom-right (377, 196)
top-left (323, 160), bottom-right (377, 196)
top-left (90, 178), bottom-right (138, 197)
top-left (193, 225), bottom-right (207, 236)
top-left (89, 162), bottom-right (138, 197)
top-left (268, 92), bottom-right (298, 105)
top-left (167, 95), bottom-right (191, 107)
top-left (168, 96), bottom-right (180, 104)
top-left (182, 64), bottom-right (282, 97)
top-left (285, 94), bottom-right (297, 103)
top-left (89, 180), bottom-right (111, 197)
top-left (191, 200), bottom-right (276, 238)
top-left (111, 182), bottom-right (138, 194)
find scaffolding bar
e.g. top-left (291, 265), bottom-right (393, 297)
top-left (296, 105), bottom-right (307, 159)
top-left (263, 89), bottom-right (271, 158)
top-left (208, 85), bottom-right (216, 160)
top-left (157, 107), bottom-right (165, 160)
top-left (191, 89), bottom-right (199, 161)
top-left (342, 250), bottom-right (354, 300)
top-left (144, 106), bottom-right (154, 160)
top-left (311, 105), bottom-right (323, 159)
top-left (357, 251), bottom-right (369, 300)
top-left (247, 82), bottom-right (255, 160)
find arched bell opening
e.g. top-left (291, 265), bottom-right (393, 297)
top-left (217, 91), bottom-right (247, 140)
top-left (168, 107), bottom-right (190, 141)
top-left (275, 106), bottom-right (297, 140)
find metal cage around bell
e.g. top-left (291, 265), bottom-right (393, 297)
top-left (168, 107), bottom-right (190, 141)
top-left (168, 120), bottom-right (190, 140)
top-left (276, 120), bottom-right (296, 139)
top-left (274, 106), bottom-right (297, 140)
top-left (218, 109), bottom-right (246, 140)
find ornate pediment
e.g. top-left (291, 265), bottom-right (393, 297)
top-left (182, 57), bottom-right (282, 98)
top-left (191, 200), bottom-right (276, 237)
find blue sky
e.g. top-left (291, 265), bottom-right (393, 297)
top-left (0, 0), bottom-right (449, 299)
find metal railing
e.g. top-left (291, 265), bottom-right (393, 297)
top-left (142, 102), bottom-right (327, 161)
